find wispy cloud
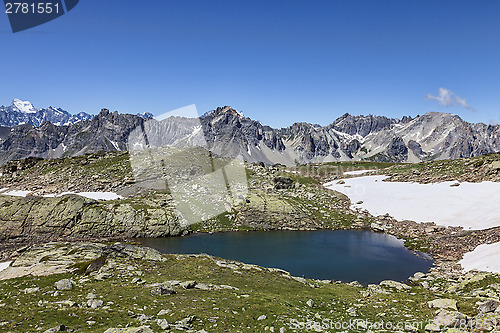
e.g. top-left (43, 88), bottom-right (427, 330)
top-left (425, 87), bottom-right (475, 111)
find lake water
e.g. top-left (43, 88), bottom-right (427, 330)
top-left (139, 230), bottom-right (432, 285)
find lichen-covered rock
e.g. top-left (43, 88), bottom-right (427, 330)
top-left (54, 279), bottom-right (73, 291)
top-left (0, 242), bottom-right (166, 280)
top-left (379, 280), bottom-right (410, 291)
top-left (273, 177), bottom-right (294, 189)
top-left (428, 298), bottom-right (458, 311)
top-left (477, 299), bottom-right (500, 313)
top-left (431, 310), bottom-right (466, 328)
top-left (103, 326), bottom-right (154, 333)
top-left (0, 194), bottom-right (184, 241)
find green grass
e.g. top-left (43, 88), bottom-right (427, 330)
top-left (0, 253), bottom-right (448, 332)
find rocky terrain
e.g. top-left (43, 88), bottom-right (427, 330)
top-left (1, 145), bottom-right (500, 331)
top-left (1, 242), bottom-right (500, 332)
top-left (0, 151), bottom-right (360, 261)
top-left (2, 150), bottom-right (500, 275)
top-left (381, 153), bottom-right (500, 184)
top-left (2, 100), bottom-right (500, 166)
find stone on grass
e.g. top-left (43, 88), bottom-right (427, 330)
top-left (103, 327), bottom-right (154, 333)
top-left (348, 281), bottom-right (363, 288)
top-left (157, 309), bottom-right (171, 316)
top-left (478, 299), bottom-right (500, 313)
top-left (87, 299), bottom-right (103, 309)
top-left (194, 283), bottom-right (211, 290)
top-left (379, 280), bottom-right (410, 291)
top-left (432, 309), bottom-right (466, 327)
top-left (54, 279), bottom-right (73, 291)
top-left (151, 284), bottom-right (176, 296)
top-left (347, 307), bottom-right (357, 317)
top-left (43, 325), bottom-right (66, 333)
top-left (23, 287), bottom-right (40, 294)
top-left (179, 281), bottom-right (197, 289)
top-left (156, 319), bottom-right (170, 330)
top-left (428, 298), bottom-right (458, 311)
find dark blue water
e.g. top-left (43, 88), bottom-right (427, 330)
top-left (138, 230), bottom-right (432, 285)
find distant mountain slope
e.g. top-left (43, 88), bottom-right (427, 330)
top-left (199, 107), bottom-right (500, 164)
top-left (0, 99), bottom-right (93, 127)
top-left (0, 102), bottom-right (499, 166)
top-left (0, 99), bottom-right (154, 128)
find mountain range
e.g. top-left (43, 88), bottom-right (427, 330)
top-left (0, 99), bottom-right (154, 128)
top-left (0, 100), bottom-right (499, 166)
top-left (0, 99), bottom-right (93, 127)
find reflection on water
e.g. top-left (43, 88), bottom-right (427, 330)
top-left (139, 230), bottom-right (432, 285)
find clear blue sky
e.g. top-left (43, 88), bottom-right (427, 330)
top-left (1, 0), bottom-right (500, 127)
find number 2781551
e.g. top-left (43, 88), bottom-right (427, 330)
top-left (5, 2), bottom-right (60, 14)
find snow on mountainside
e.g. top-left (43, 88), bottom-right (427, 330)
top-left (12, 98), bottom-right (37, 113)
top-left (136, 112), bottom-right (154, 119)
top-left (0, 99), bottom-right (93, 127)
top-left (0, 101), bottom-right (499, 166)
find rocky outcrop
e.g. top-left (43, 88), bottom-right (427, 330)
top-left (0, 241), bottom-right (167, 280)
top-left (383, 152), bottom-right (500, 184)
top-left (0, 194), bottom-right (185, 242)
top-left (273, 177), bottom-right (294, 189)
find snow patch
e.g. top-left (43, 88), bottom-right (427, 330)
top-left (52, 192), bottom-right (122, 200)
top-left (109, 139), bottom-right (119, 150)
top-left (343, 169), bottom-right (377, 175)
top-left (3, 190), bottom-right (32, 197)
top-left (459, 242), bottom-right (500, 274)
top-left (325, 175), bottom-right (500, 230)
top-left (0, 261), bottom-right (11, 273)
top-left (2, 189), bottom-right (121, 200)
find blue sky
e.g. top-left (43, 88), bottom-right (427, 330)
top-left (1, 0), bottom-right (500, 128)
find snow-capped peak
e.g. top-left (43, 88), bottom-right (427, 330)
top-left (12, 99), bottom-right (37, 113)
top-left (1, 99), bottom-right (94, 127)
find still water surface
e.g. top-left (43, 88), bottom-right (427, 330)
top-left (139, 230), bottom-right (432, 285)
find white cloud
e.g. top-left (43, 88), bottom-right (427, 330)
top-left (425, 87), bottom-right (475, 111)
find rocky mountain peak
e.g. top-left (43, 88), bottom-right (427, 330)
top-left (0, 99), bottom-right (93, 127)
top-left (203, 106), bottom-right (244, 119)
top-left (137, 112), bottom-right (154, 119)
top-left (11, 99), bottom-right (37, 113)
top-left (98, 108), bottom-right (110, 116)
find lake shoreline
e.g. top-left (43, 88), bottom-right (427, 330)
top-left (1, 211), bottom-right (493, 281)
top-left (1, 176), bottom-right (498, 282)
top-left (138, 229), bottom-right (433, 285)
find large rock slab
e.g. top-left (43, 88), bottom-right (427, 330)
top-left (0, 194), bottom-right (185, 241)
top-left (0, 242), bottom-right (166, 280)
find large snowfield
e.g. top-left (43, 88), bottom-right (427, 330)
top-left (325, 175), bottom-right (500, 230)
top-left (325, 174), bottom-right (500, 273)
